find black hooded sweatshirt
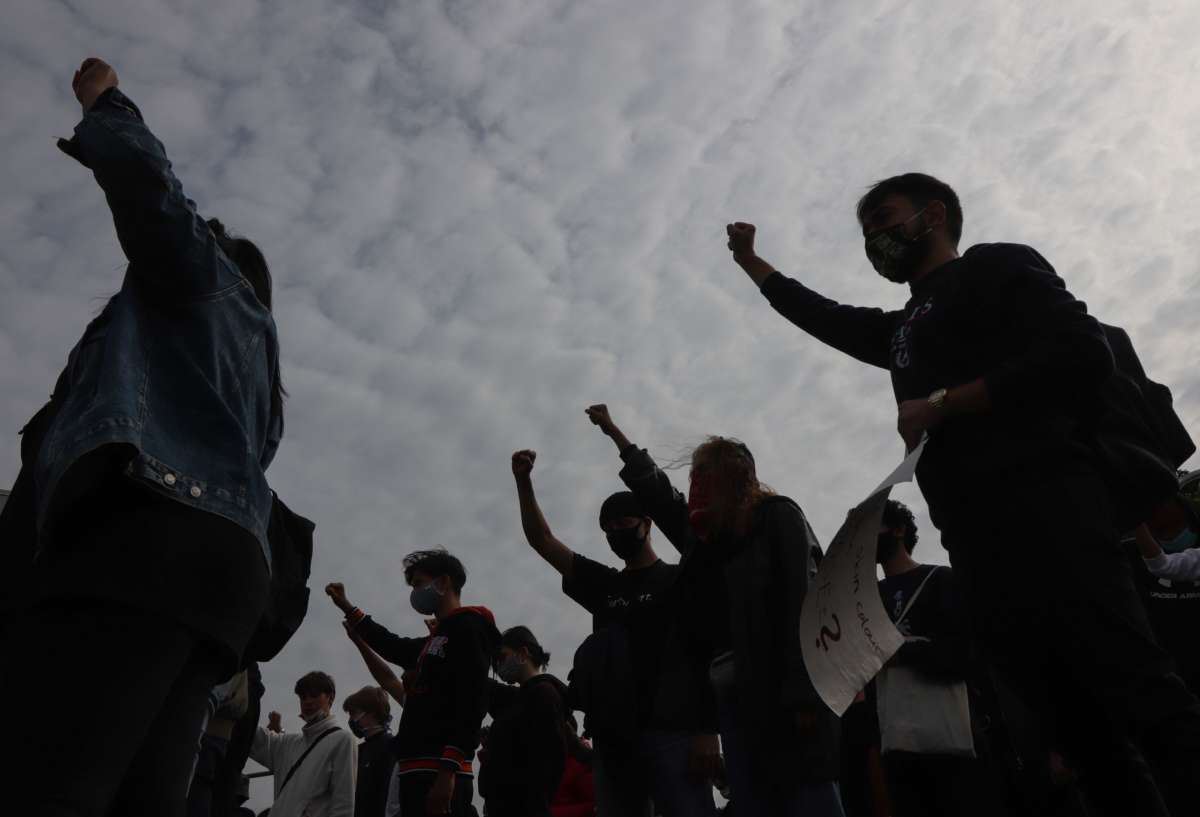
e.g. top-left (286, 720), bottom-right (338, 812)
top-left (353, 606), bottom-right (501, 777)
top-left (480, 674), bottom-right (569, 817)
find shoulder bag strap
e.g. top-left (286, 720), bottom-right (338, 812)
top-left (894, 566), bottom-right (941, 628)
top-left (278, 727), bottom-right (341, 794)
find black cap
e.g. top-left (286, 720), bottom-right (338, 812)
top-left (599, 491), bottom-right (645, 528)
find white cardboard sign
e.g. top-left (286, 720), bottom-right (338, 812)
top-left (800, 440), bottom-right (926, 715)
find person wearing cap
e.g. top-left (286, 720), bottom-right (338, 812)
top-left (586, 404), bottom-right (842, 817)
top-left (511, 449), bottom-right (718, 817)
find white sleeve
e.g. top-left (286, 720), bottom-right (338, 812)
top-left (1144, 549), bottom-right (1200, 583)
top-left (328, 733), bottom-right (358, 817)
top-left (250, 726), bottom-right (285, 771)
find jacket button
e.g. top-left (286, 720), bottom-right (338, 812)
top-left (163, 473), bottom-right (177, 486)
top-left (190, 485), bottom-right (203, 498)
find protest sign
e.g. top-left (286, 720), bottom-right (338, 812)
top-left (800, 439), bottom-right (925, 715)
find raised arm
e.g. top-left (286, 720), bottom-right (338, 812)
top-left (512, 450), bottom-right (576, 578)
top-left (326, 582), bottom-right (426, 667)
top-left (726, 222), bottom-right (897, 369)
top-left (586, 405), bottom-right (692, 554)
top-left (1138, 525), bottom-right (1200, 583)
top-left (344, 622), bottom-right (408, 706)
top-left (58, 58), bottom-right (242, 298)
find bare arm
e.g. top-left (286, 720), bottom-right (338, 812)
top-left (344, 623), bottom-right (407, 706)
top-left (512, 450), bottom-right (576, 578)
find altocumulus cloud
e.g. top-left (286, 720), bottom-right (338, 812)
top-left (4, 0), bottom-right (1200, 805)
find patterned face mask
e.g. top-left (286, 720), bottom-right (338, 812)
top-left (864, 208), bottom-right (931, 284)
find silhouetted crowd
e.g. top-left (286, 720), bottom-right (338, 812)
top-left (3, 57), bottom-right (1200, 817)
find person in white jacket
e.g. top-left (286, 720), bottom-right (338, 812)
top-left (1136, 494), bottom-right (1200, 583)
top-left (252, 670), bottom-right (358, 817)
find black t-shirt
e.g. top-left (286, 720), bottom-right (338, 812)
top-left (878, 564), bottom-right (941, 634)
top-left (1125, 543), bottom-right (1200, 686)
top-left (563, 555), bottom-right (678, 724)
top-left (877, 564), bottom-right (967, 679)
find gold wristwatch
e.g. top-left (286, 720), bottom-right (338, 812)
top-left (928, 387), bottom-right (948, 411)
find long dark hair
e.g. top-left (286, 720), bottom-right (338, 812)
top-left (208, 219), bottom-right (286, 415)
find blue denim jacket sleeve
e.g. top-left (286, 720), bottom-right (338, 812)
top-left (57, 88), bottom-right (241, 298)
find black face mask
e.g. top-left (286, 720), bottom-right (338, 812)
top-left (864, 209), bottom-right (932, 284)
top-left (606, 524), bottom-right (646, 561)
top-left (876, 531), bottom-right (900, 564)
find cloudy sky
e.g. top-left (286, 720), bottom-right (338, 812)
top-left (5, 0), bottom-right (1200, 806)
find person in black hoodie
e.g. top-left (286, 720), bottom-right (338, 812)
top-left (326, 549), bottom-right (499, 817)
top-left (481, 626), bottom-right (569, 817)
top-left (587, 405), bottom-right (842, 817)
top-left (724, 172), bottom-right (1200, 816)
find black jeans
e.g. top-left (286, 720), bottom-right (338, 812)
top-left (2, 600), bottom-right (225, 817)
top-left (944, 470), bottom-right (1200, 817)
top-left (397, 772), bottom-right (477, 817)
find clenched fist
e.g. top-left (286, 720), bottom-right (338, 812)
top-left (325, 582), bottom-right (354, 614)
top-left (726, 222), bottom-right (757, 261)
top-left (512, 450), bottom-right (536, 478)
top-left (72, 58), bottom-right (118, 113)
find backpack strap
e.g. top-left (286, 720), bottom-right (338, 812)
top-left (895, 566), bottom-right (941, 628)
top-left (278, 727), bottom-right (341, 794)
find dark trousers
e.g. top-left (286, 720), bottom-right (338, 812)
top-left (188, 734), bottom-right (230, 817)
top-left (882, 751), bottom-right (1004, 817)
top-left (397, 772), bottom-right (477, 817)
top-left (945, 471), bottom-right (1200, 817)
top-left (1, 599), bottom-right (225, 817)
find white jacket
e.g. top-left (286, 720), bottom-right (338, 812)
top-left (251, 713), bottom-right (357, 817)
top-left (1145, 548), bottom-right (1200, 583)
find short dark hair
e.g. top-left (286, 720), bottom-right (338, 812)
top-left (499, 625), bottom-right (551, 669)
top-left (882, 500), bottom-right (918, 554)
top-left (856, 173), bottom-right (963, 246)
top-left (403, 547), bottom-right (467, 593)
top-left (343, 686), bottom-right (391, 723)
top-left (294, 671), bottom-right (336, 699)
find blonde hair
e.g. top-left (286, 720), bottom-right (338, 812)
top-left (690, 436), bottom-right (775, 537)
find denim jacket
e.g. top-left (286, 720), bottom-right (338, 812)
top-left (35, 88), bottom-right (283, 565)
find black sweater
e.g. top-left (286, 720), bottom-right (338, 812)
top-left (354, 606), bottom-right (500, 774)
top-left (355, 730), bottom-right (396, 817)
top-left (480, 674), bottom-right (569, 817)
top-left (761, 243), bottom-right (1113, 532)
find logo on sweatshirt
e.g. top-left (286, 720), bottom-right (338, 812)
top-left (891, 297), bottom-right (934, 370)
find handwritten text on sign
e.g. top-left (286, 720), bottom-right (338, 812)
top-left (799, 440), bottom-right (925, 715)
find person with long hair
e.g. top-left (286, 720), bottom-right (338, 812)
top-left (2, 58), bottom-right (284, 816)
top-left (480, 626), bottom-right (570, 817)
top-left (587, 404), bottom-right (843, 817)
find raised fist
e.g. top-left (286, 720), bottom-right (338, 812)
top-left (325, 582), bottom-right (354, 614)
top-left (511, 450), bottom-right (536, 478)
top-left (726, 222), bottom-right (757, 260)
top-left (72, 58), bottom-right (119, 113)
top-left (585, 404), bottom-right (615, 435)
top-left (267, 711), bottom-right (283, 733)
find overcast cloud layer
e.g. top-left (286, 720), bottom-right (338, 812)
top-left (5, 0), bottom-right (1200, 805)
